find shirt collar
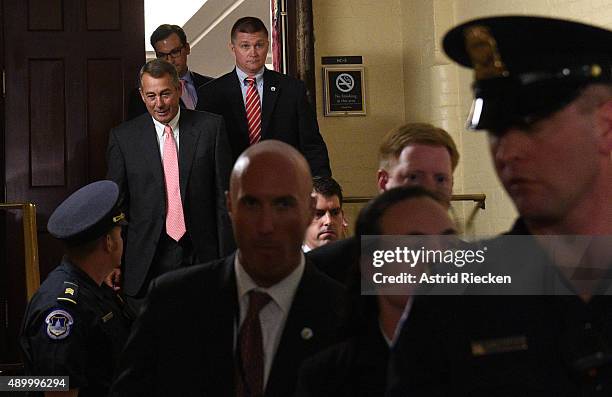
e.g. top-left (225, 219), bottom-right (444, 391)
top-left (235, 66), bottom-right (265, 85)
top-left (152, 107), bottom-right (181, 135)
top-left (234, 250), bottom-right (305, 314)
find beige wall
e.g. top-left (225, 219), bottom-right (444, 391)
top-left (314, 0), bottom-right (612, 236)
top-left (313, 0), bottom-right (406, 199)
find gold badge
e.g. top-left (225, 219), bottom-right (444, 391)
top-left (113, 212), bottom-right (126, 223)
top-left (64, 287), bottom-right (75, 295)
top-left (464, 25), bottom-right (509, 80)
top-left (471, 335), bottom-right (528, 356)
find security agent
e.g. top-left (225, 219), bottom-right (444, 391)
top-left (20, 180), bottom-right (133, 397)
top-left (386, 16), bottom-right (612, 396)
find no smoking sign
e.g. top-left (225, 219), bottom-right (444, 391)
top-left (323, 66), bottom-right (366, 116)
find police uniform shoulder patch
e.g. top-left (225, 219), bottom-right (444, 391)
top-left (57, 281), bottom-right (79, 305)
top-left (45, 309), bottom-right (75, 340)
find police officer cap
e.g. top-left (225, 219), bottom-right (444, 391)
top-left (47, 180), bottom-right (127, 246)
top-left (443, 16), bottom-right (612, 132)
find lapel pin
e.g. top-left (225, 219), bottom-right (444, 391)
top-left (271, 86), bottom-right (276, 92)
top-left (301, 327), bottom-right (313, 340)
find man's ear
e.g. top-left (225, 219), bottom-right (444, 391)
top-left (596, 99), bottom-right (612, 155)
top-left (377, 169), bottom-right (388, 193)
top-left (185, 42), bottom-right (191, 55)
top-left (139, 87), bottom-right (146, 103)
top-left (104, 234), bottom-right (113, 253)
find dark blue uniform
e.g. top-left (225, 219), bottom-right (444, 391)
top-left (20, 259), bottom-right (133, 397)
top-left (386, 220), bottom-right (612, 396)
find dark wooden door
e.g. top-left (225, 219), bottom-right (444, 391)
top-left (1, 0), bottom-right (144, 366)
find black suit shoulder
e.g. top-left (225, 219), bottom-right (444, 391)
top-left (147, 257), bottom-right (227, 302)
top-left (296, 322), bottom-right (389, 397)
top-left (191, 71), bottom-right (213, 89)
top-left (180, 107), bottom-right (225, 124)
top-left (264, 68), bottom-right (304, 88)
top-left (112, 112), bottom-right (152, 133)
top-left (197, 71), bottom-right (236, 93)
top-left (307, 237), bottom-right (359, 285)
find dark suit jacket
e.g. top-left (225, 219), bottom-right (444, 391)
top-left (110, 253), bottom-right (350, 397)
top-left (106, 109), bottom-right (234, 296)
top-left (196, 68), bottom-right (331, 177)
top-left (307, 237), bottom-right (359, 286)
top-left (125, 70), bottom-right (212, 121)
top-left (295, 317), bottom-right (389, 397)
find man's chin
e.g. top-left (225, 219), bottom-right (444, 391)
top-left (318, 232), bottom-right (337, 241)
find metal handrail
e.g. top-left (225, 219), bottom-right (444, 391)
top-left (0, 203), bottom-right (40, 300)
top-left (344, 193), bottom-right (486, 208)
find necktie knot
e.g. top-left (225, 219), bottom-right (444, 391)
top-left (246, 77), bottom-right (256, 86)
top-left (179, 78), bottom-right (195, 109)
top-left (247, 290), bottom-right (271, 315)
top-left (164, 124), bottom-right (172, 137)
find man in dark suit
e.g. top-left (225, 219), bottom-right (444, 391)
top-left (126, 24), bottom-right (212, 120)
top-left (296, 187), bottom-right (457, 397)
top-left (110, 141), bottom-right (348, 397)
top-left (196, 16), bottom-right (331, 177)
top-left (106, 58), bottom-right (233, 310)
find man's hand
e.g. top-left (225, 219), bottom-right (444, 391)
top-left (104, 268), bottom-right (122, 291)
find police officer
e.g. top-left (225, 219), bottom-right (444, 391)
top-left (20, 180), bottom-right (133, 397)
top-left (387, 16), bottom-right (612, 396)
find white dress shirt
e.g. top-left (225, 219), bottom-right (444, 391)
top-left (152, 108), bottom-right (181, 157)
top-left (234, 251), bottom-right (305, 389)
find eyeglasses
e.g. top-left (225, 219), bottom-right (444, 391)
top-left (155, 45), bottom-right (184, 60)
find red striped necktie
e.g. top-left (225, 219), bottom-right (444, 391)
top-left (245, 76), bottom-right (262, 145)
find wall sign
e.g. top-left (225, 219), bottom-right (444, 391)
top-left (321, 56), bottom-right (363, 65)
top-left (323, 66), bottom-right (366, 116)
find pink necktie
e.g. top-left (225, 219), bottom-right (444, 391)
top-left (163, 125), bottom-right (186, 241)
top-left (236, 291), bottom-right (271, 397)
top-left (180, 79), bottom-right (195, 110)
top-left (245, 77), bottom-right (262, 145)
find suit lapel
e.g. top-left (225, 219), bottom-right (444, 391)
top-left (177, 110), bottom-right (200, 202)
top-left (261, 69), bottom-right (279, 139)
top-left (140, 116), bottom-right (165, 198)
top-left (208, 254), bottom-right (239, 396)
top-left (265, 262), bottom-right (322, 396)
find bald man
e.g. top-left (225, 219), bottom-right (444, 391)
top-left (110, 141), bottom-right (349, 397)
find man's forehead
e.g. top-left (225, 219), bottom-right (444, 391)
top-left (398, 144), bottom-right (450, 160)
top-left (314, 193), bottom-right (341, 208)
top-left (388, 145), bottom-right (451, 171)
top-left (155, 33), bottom-right (181, 49)
top-left (235, 31), bottom-right (268, 42)
top-left (141, 74), bottom-right (174, 91)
